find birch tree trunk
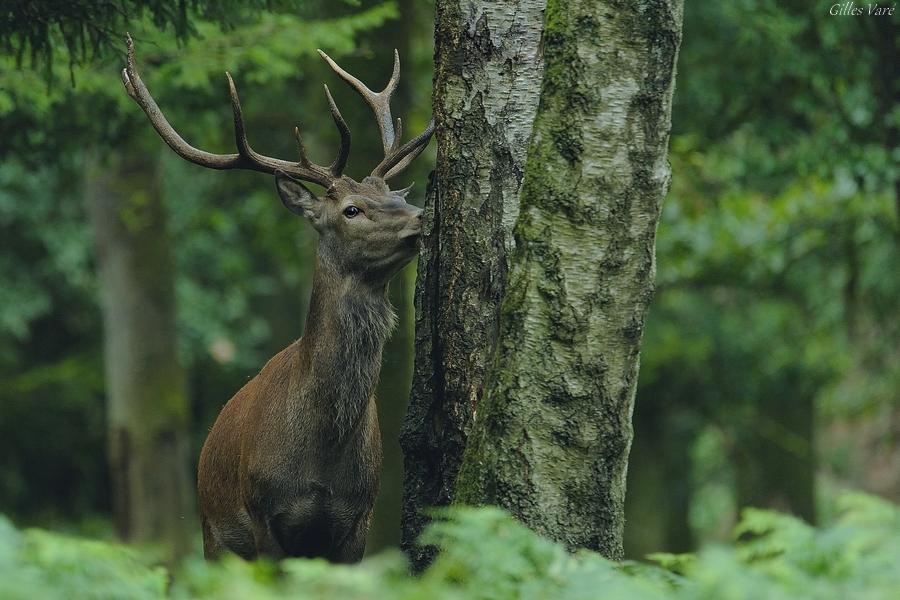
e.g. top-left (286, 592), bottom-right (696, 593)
top-left (85, 148), bottom-right (194, 561)
top-left (400, 0), bottom-right (546, 568)
top-left (454, 0), bottom-right (683, 559)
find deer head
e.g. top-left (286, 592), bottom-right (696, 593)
top-left (122, 34), bottom-right (433, 285)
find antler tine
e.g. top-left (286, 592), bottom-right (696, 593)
top-left (318, 49), bottom-right (399, 155)
top-left (123, 34), bottom-right (334, 188)
top-left (392, 117), bottom-right (403, 153)
top-left (293, 127), bottom-right (312, 168)
top-left (375, 119), bottom-right (436, 181)
top-left (222, 73), bottom-right (333, 187)
top-left (323, 84), bottom-right (351, 177)
top-left (225, 72), bottom-right (312, 174)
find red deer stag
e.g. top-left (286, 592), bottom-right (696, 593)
top-left (122, 35), bottom-right (433, 562)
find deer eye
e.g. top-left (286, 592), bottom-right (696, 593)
top-left (343, 206), bottom-right (360, 218)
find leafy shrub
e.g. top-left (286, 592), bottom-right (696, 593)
top-left (0, 517), bottom-right (166, 599)
top-left (0, 491), bottom-right (897, 599)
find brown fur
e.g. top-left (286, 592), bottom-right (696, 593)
top-left (197, 175), bottom-right (421, 562)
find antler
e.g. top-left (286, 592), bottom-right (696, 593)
top-left (318, 50), bottom-right (434, 181)
top-left (122, 34), bottom-right (349, 188)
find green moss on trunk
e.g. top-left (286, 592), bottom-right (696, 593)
top-left (401, 0), bottom-right (547, 570)
top-left (454, 0), bottom-right (684, 559)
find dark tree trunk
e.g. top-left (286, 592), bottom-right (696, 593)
top-left (400, 0), bottom-right (547, 568)
top-left (625, 397), bottom-right (695, 558)
top-left (85, 148), bottom-right (194, 561)
top-left (454, 0), bottom-right (684, 559)
top-left (868, 17), bottom-right (899, 231)
top-left (734, 391), bottom-right (816, 523)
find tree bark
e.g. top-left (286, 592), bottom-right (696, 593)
top-left (85, 148), bottom-right (194, 561)
top-left (400, 0), bottom-right (547, 568)
top-left (454, 0), bottom-right (683, 559)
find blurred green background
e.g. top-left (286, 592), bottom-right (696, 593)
top-left (0, 0), bottom-right (897, 569)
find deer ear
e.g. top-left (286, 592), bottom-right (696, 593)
top-left (275, 171), bottom-right (321, 222)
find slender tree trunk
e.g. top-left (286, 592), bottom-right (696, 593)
top-left (625, 396), bottom-right (695, 557)
top-left (85, 149), bottom-right (194, 561)
top-left (868, 17), bottom-right (900, 232)
top-left (454, 0), bottom-right (683, 559)
top-left (734, 388), bottom-right (816, 523)
top-left (400, 0), bottom-right (547, 568)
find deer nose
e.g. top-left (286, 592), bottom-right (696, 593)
top-left (399, 207), bottom-right (423, 241)
top-left (410, 207), bottom-right (423, 228)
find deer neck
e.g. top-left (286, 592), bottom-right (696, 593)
top-left (298, 251), bottom-right (396, 436)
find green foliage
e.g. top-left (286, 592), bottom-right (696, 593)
top-left (0, 1), bottom-right (364, 76)
top-left (0, 516), bottom-right (167, 600)
top-left (629, 0), bottom-right (900, 553)
top-left (1, 493), bottom-right (897, 599)
top-left (673, 1), bottom-right (898, 193)
top-left (0, 3), bottom-right (400, 160)
top-left (648, 1), bottom-right (900, 418)
top-left (0, 159), bottom-right (108, 522)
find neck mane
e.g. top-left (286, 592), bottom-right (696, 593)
top-left (299, 252), bottom-right (396, 437)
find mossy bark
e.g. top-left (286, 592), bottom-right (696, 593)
top-left (454, 0), bottom-right (683, 559)
top-left (85, 149), bottom-right (193, 562)
top-left (400, 0), bottom-right (547, 568)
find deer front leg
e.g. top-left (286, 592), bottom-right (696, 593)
top-left (201, 509), bottom-right (258, 560)
top-left (329, 507), bottom-right (373, 564)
